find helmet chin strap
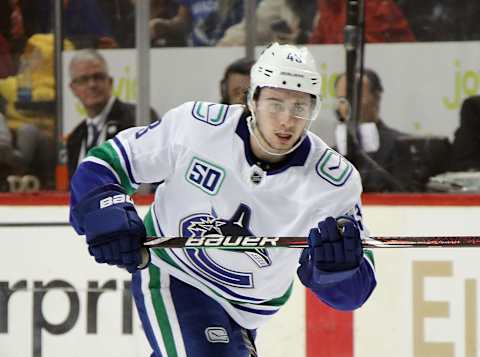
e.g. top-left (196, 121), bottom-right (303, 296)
top-left (246, 112), bottom-right (311, 158)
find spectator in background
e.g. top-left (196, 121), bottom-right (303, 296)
top-left (65, 0), bottom-right (147, 49)
top-left (94, 0), bottom-right (137, 48)
top-left (15, 0), bottom-right (52, 39)
top-left (67, 49), bottom-right (159, 179)
top-left (0, 0), bottom-right (26, 72)
top-left (0, 34), bottom-right (71, 189)
top-left (150, 0), bottom-right (244, 46)
top-left (220, 57), bottom-right (254, 105)
top-left (0, 111), bottom-right (25, 191)
top-left (3, 0), bottom-right (135, 50)
top-left (63, 0), bottom-right (120, 48)
top-left (3, 0), bottom-right (57, 67)
top-left (310, 0), bottom-right (415, 44)
top-left (217, 0), bottom-right (316, 46)
top-left (149, 0), bottom-right (186, 47)
top-left (449, 95), bottom-right (480, 171)
top-left (0, 108), bottom-right (55, 192)
top-left (0, 1), bottom-right (12, 40)
top-left (0, 34), bottom-right (73, 134)
top-left (334, 69), bottom-right (411, 192)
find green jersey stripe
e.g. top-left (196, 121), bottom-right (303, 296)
top-left (87, 141), bottom-right (136, 194)
top-left (364, 249), bottom-right (375, 267)
top-left (261, 282), bottom-right (293, 307)
top-left (148, 265), bottom-right (179, 357)
top-left (144, 208), bottom-right (183, 269)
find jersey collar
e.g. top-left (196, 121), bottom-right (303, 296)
top-left (235, 113), bottom-right (311, 175)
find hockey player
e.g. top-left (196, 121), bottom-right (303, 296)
top-left (69, 43), bottom-right (376, 356)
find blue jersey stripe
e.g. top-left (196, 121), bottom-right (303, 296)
top-left (113, 136), bottom-right (140, 185)
top-left (70, 161), bottom-right (119, 208)
top-left (131, 271), bottom-right (163, 356)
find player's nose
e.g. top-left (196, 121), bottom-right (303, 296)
top-left (278, 112), bottom-right (297, 128)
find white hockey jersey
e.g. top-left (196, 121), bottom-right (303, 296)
top-left (80, 101), bottom-right (372, 329)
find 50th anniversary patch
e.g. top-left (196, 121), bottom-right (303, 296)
top-left (185, 157), bottom-right (226, 195)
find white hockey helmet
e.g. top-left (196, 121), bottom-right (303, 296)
top-left (248, 42), bottom-right (322, 121)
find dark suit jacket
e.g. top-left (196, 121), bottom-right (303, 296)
top-left (346, 120), bottom-right (411, 192)
top-left (449, 95), bottom-right (480, 171)
top-left (67, 98), bottom-right (159, 179)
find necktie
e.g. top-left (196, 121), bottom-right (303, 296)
top-left (86, 123), bottom-right (100, 152)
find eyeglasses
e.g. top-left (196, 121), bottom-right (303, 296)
top-left (71, 72), bottom-right (109, 86)
top-left (257, 99), bottom-right (313, 120)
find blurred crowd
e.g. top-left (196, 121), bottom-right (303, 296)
top-left (0, 0), bottom-right (480, 193)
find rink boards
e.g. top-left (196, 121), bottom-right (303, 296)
top-left (1, 195), bottom-right (480, 357)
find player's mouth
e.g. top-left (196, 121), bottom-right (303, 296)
top-left (275, 132), bottom-right (293, 144)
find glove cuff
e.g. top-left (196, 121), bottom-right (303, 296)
top-left (71, 184), bottom-right (134, 234)
top-left (313, 259), bottom-right (364, 284)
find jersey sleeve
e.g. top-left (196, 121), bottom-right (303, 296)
top-left (298, 255), bottom-right (376, 311)
top-left (298, 197), bottom-right (376, 311)
top-left (298, 164), bottom-right (377, 310)
top-left (70, 102), bottom-right (191, 205)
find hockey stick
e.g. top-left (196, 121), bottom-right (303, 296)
top-left (143, 235), bottom-right (480, 249)
top-left (0, 222), bottom-right (70, 227)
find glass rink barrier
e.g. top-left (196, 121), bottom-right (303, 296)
top-left (1, 1), bottom-right (480, 357)
top-left (0, 0), bottom-right (479, 194)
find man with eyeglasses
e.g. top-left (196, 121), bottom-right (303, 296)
top-left (66, 49), bottom-right (159, 180)
top-left (69, 43), bottom-right (376, 356)
top-left (334, 69), bottom-right (413, 192)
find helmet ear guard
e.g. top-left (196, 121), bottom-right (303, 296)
top-left (248, 42), bottom-right (322, 121)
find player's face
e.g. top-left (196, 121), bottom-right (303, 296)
top-left (252, 87), bottom-right (311, 158)
top-left (70, 59), bottom-right (113, 117)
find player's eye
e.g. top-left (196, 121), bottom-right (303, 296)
top-left (268, 102), bottom-right (284, 113)
top-left (292, 104), bottom-right (306, 115)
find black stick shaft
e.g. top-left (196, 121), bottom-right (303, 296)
top-left (143, 236), bottom-right (480, 249)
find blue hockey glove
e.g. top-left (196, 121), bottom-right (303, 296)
top-left (71, 184), bottom-right (150, 273)
top-left (302, 216), bottom-right (363, 273)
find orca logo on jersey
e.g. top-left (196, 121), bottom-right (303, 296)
top-left (192, 101), bottom-right (228, 126)
top-left (99, 194), bottom-right (133, 209)
top-left (179, 204), bottom-right (272, 288)
top-left (205, 327), bottom-right (229, 343)
top-left (316, 148), bottom-right (353, 186)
